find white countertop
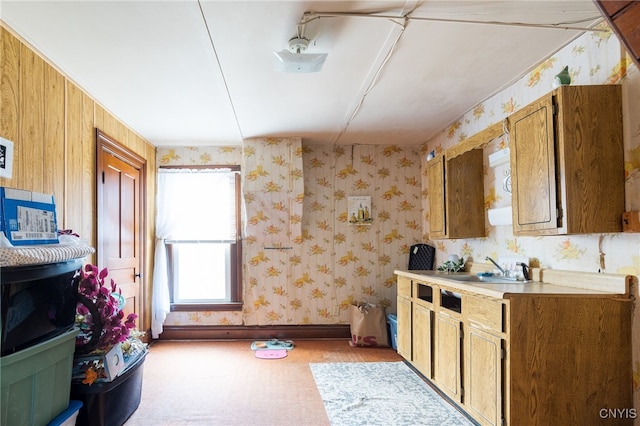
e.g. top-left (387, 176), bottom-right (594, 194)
top-left (394, 269), bottom-right (630, 299)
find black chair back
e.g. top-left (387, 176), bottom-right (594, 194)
top-left (408, 244), bottom-right (435, 270)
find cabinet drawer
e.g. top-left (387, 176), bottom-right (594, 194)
top-left (415, 281), bottom-right (434, 305)
top-left (397, 276), bottom-right (412, 298)
top-left (466, 295), bottom-right (504, 333)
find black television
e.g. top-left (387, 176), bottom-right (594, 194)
top-left (1, 258), bottom-right (82, 356)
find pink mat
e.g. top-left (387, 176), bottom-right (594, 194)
top-left (254, 349), bottom-right (288, 359)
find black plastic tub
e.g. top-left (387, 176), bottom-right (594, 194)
top-left (70, 352), bottom-right (146, 426)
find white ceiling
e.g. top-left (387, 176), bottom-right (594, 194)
top-left (0, 1), bottom-right (603, 147)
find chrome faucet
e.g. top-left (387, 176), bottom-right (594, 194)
top-left (517, 262), bottom-right (530, 281)
top-left (485, 256), bottom-right (508, 276)
top-left (485, 256), bottom-right (530, 282)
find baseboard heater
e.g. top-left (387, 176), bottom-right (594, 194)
top-left (157, 324), bottom-right (351, 341)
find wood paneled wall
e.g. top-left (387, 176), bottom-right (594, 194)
top-left (0, 24), bottom-right (156, 334)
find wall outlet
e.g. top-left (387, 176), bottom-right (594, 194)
top-left (332, 305), bottom-right (340, 316)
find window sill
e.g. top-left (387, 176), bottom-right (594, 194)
top-left (170, 302), bottom-right (243, 312)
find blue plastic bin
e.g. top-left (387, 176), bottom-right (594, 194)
top-left (47, 400), bottom-right (82, 426)
top-left (387, 314), bottom-right (398, 350)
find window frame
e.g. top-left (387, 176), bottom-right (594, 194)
top-left (160, 165), bottom-right (243, 312)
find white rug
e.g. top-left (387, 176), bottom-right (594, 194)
top-left (309, 362), bottom-right (475, 426)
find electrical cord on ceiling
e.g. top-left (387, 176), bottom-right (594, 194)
top-left (327, 1), bottom-right (421, 143)
top-left (301, 10), bottom-right (606, 32)
top-left (320, 3), bottom-right (602, 145)
top-left (549, 16), bottom-right (607, 26)
top-left (197, 0), bottom-right (244, 140)
top-left (331, 16), bottom-right (408, 145)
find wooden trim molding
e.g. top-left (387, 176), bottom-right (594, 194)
top-left (446, 121), bottom-right (504, 159)
top-left (170, 302), bottom-right (244, 312)
top-left (157, 324), bottom-right (352, 341)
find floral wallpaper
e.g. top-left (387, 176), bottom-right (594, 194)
top-left (156, 142), bottom-right (423, 327)
top-left (241, 137), bottom-right (305, 325)
top-left (422, 23), bottom-right (640, 408)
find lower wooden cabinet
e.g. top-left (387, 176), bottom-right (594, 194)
top-left (396, 275), bottom-right (412, 360)
top-left (396, 295), bottom-right (412, 360)
top-left (395, 271), bottom-right (633, 426)
top-left (412, 303), bottom-right (433, 378)
top-left (434, 312), bottom-right (462, 403)
top-left (465, 325), bottom-right (504, 426)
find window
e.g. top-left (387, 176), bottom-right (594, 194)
top-left (157, 166), bottom-right (242, 311)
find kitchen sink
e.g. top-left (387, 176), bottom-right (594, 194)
top-left (443, 274), bottom-right (523, 284)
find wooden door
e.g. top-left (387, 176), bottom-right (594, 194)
top-left (434, 312), bottom-right (462, 402)
top-left (465, 325), bottom-right (503, 426)
top-left (446, 149), bottom-right (485, 239)
top-left (396, 295), bottom-right (412, 360)
top-left (412, 303), bottom-right (433, 378)
top-left (96, 130), bottom-right (145, 327)
top-left (427, 155), bottom-right (446, 238)
top-left (508, 94), bottom-right (558, 235)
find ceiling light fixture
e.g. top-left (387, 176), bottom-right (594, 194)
top-left (274, 30), bottom-right (327, 73)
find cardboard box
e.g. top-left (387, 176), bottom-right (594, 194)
top-left (0, 187), bottom-right (58, 245)
top-left (73, 344), bottom-right (126, 383)
top-left (0, 187), bottom-right (30, 234)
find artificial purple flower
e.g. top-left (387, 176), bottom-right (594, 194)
top-left (75, 264), bottom-right (138, 353)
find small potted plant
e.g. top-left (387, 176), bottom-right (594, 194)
top-left (74, 264), bottom-right (143, 384)
top-left (437, 255), bottom-right (465, 273)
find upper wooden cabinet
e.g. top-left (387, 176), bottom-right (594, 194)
top-left (427, 150), bottom-right (485, 239)
top-left (427, 155), bottom-right (446, 238)
top-left (508, 85), bottom-right (624, 236)
top-left (595, 1), bottom-right (640, 69)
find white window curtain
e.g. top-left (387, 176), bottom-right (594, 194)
top-left (151, 168), bottom-right (237, 338)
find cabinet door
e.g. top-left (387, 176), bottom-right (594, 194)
top-left (412, 303), bottom-right (433, 378)
top-left (427, 155), bottom-right (446, 238)
top-left (396, 296), bottom-right (412, 360)
top-left (446, 149), bottom-right (485, 238)
top-left (427, 150), bottom-right (485, 240)
top-left (465, 326), bottom-right (504, 426)
top-left (397, 275), bottom-right (412, 298)
top-left (555, 85), bottom-right (624, 234)
top-left (509, 94), bottom-right (559, 234)
top-left (434, 313), bottom-right (462, 402)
